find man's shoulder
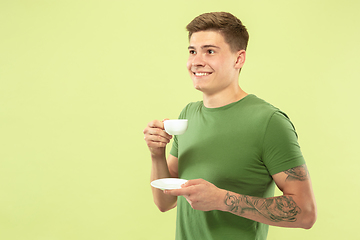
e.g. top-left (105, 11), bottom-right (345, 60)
top-left (183, 100), bottom-right (203, 111)
top-left (178, 101), bottom-right (203, 118)
top-left (243, 94), bottom-right (279, 113)
top-left (245, 95), bottom-right (290, 122)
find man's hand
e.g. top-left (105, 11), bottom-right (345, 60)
top-left (164, 179), bottom-right (226, 212)
top-left (143, 119), bottom-right (172, 157)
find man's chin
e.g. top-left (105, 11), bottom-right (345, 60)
top-left (194, 84), bottom-right (204, 92)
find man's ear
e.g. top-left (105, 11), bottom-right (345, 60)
top-left (234, 50), bottom-right (246, 70)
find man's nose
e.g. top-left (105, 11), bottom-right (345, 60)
top-left (191, 54), bottom-right (206, 67)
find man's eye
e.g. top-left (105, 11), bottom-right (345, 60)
top-left (208, 49), bottom-right (215, 54)
top-left (189, 50), bottom-right (196, 54)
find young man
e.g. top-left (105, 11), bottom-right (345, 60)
top-left (143, 12), bottom-right (316, 240)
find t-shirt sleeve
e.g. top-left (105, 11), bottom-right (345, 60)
top-left (262, 111), bottom-right (305, 175)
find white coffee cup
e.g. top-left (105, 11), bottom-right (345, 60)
top-left (164, 119), bottom-right (188, 135)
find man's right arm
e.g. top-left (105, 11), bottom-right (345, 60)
top-left (143, 120), bottom-right (179, 212)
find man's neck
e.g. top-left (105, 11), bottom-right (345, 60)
top-left (202, 86), bottom-right (248, 108)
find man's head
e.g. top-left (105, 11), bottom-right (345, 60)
top-left (186, 12), bottom-right (249, 53)
top-left (186, 12), bottom-right (248, 96)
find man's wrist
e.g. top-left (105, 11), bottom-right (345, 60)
top-left (217, 189), bottom-right (233, 212)
top-left (223, 191), bottom-right (243, 214)
top-left (150, 149), bottom-right (166, 161)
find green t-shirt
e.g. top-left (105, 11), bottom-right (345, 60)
top-left (170, 94), bottom-right (305, 240)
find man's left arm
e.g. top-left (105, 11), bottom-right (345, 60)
top-left (222, 164), bottom-right (316, 229)
top-left (164, 164), bottom-right (317, 229)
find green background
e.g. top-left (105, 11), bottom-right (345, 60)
top-left (1, 0), bottom-right (359, 239)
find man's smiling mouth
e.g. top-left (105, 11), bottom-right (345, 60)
top-left (193, 72), bottom-right (212, 76)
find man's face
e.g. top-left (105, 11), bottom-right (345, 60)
top-left (186, 31), bottom-right (244, 96)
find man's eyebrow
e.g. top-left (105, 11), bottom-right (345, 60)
top-left (188, 45), bottom-right (220, 49)
top-left (202, 45), bottom-right (220, 49)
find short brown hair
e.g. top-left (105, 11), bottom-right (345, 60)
top-left (186, 12), bottom-right (249, 52)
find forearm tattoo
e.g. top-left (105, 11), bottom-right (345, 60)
top-left (284, 164), bottom-right (309, 181)
top-left (224, 165), bottom-right (308, 222)
top-left (224, 193), bottom-right (301, 222)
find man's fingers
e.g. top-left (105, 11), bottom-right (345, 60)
top-left (148, 120), bottom-right (164, 129)
top-left (182, 179), bottom-right (203, 187)
top-left (163, 189), bottom-right (180, 196)
top-left (145, 131), bottom-right (172, 147)
top-left (148, 128), bottom-right (172, 139)
top-left (164, 187), bottom-right (191, 196)
top-left (164, 179), bottom-right (204, 196)
top-left (143, 120), bottom-right (172, 151)
top-left (143, 119), bottom-right (173, 156)
top-left (145, 120), bottom-right (172, 140)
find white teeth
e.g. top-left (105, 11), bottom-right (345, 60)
top-left (194, 72), bottom-right (210, 76)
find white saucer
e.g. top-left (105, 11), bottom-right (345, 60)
top-left (151, 178), bottom-right (187, 190)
